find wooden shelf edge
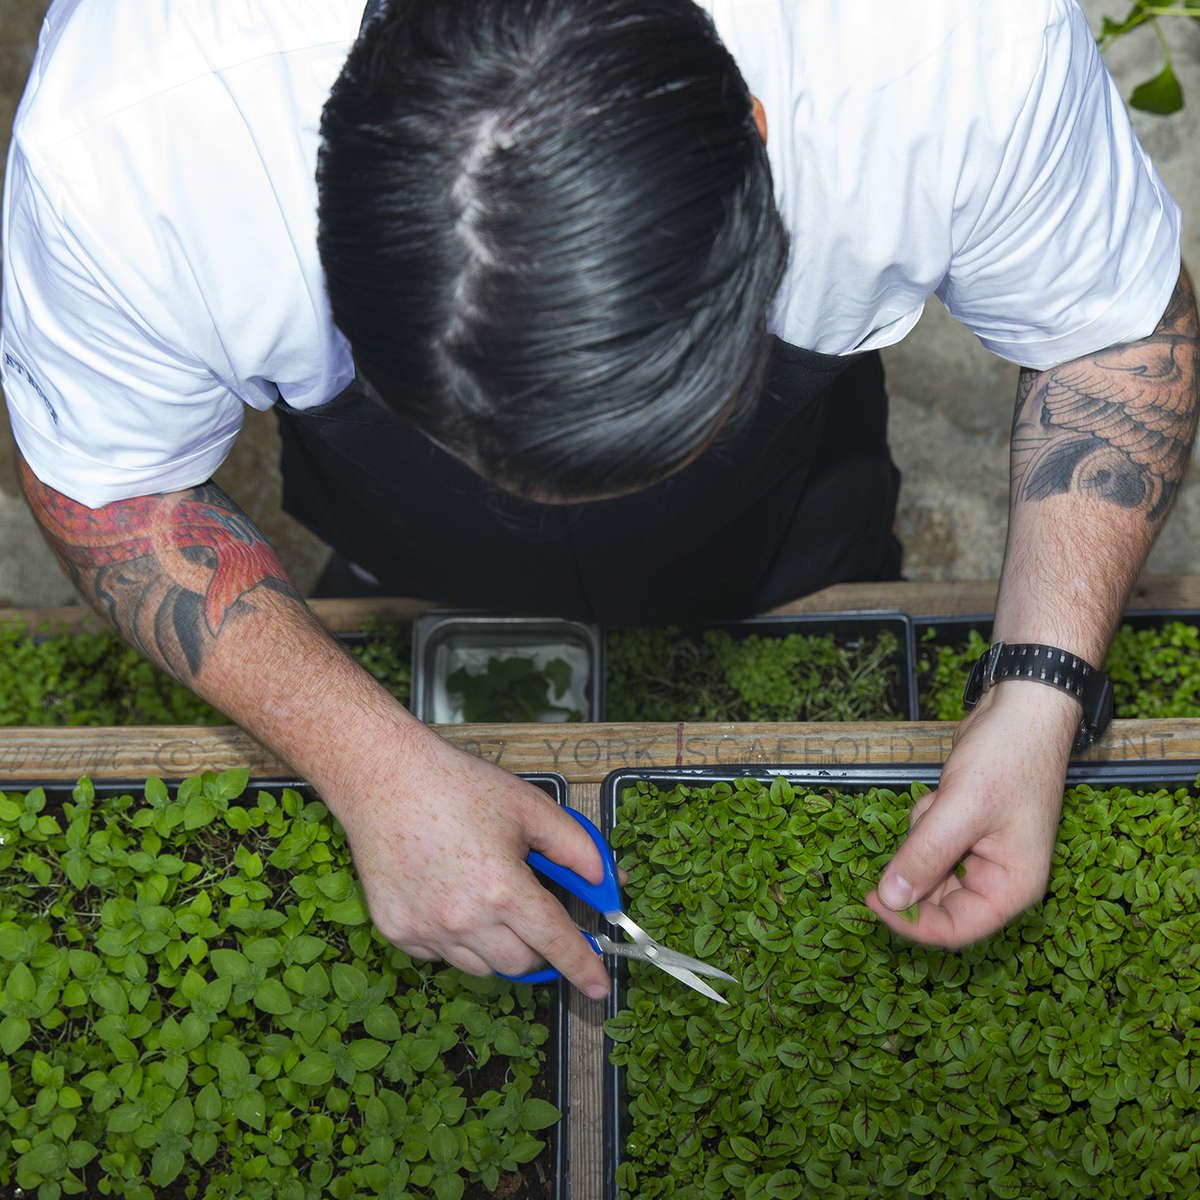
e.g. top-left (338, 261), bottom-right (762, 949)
top-left (1, 719), bottom-right (1197, 786)
top-left (6, 573), bottom-right (1200, 633)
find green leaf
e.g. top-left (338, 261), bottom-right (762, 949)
top-left (764, 1168), bottom-right (804, 1200)
top-left (364, 1005), bottom-right (405, 1041)
top-left (150, 1147), bottom-right (186, 1187)
top-left (1130, 62), bottom-right (1183, 115)
top-left (7, 960), bottom-right (36, 1003)
top-left (253, 978), bottom-right (293, 1015)
top-left (728, 1134), bottom-right (758, 1162)
top-left (183, 793), bottom-right (220, 831)
top-left (0, 1015), bottom-right (31, 1054)
top-left (234, 1089), bottom-right (266, 1129)
top-left (290, 1053), bottom-right (336, 1087)
top-left (210, 948), bottom-right (251, 982)
top-left (16, 1141), bottom-right (67, 1184)
top-left (194, 1083), bottom-right (223, 1122)
top-left (521, 1097), bottom-right (561, 1131)
top-left (0, 922), bottom-right (29, 960)
top-left (347, 1039), bottom-right (390, 1070)
top-left (210, 768), bottom-right (249, 802)
top-left (331, 962), bottom-right (369, 1002)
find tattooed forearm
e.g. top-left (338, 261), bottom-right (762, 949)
top-left (18, 459), bottom-right (300, 680)
top-left (1011, 266), bottom-right (1200, 524)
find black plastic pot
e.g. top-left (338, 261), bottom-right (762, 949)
top-left (603, 611), bottom-right (919, 723)
top-left (0, 771), bottom-right (571, 1200)
top-left (913, 609), bottom-right (1200, 721)
top-left (597, 761), bottom-right (1200, 1199)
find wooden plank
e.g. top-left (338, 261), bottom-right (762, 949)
top-left (768, 573), bottom-right (1200, 619)
top-left (0, 596), bottom-right (435, 635)
top-left (7, 572), bottom-right (1199, 634)
top-left (1, 719), bottom-right (1197, 785)
top-left (563, 781), bottom-right (606, 1200)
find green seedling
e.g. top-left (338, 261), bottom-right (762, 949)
top-left (606, 774), bottom-right (1200, 1199)
top-left (0, 615), bottom-right (412, 726)
top-left (0, 772), bottom-right (560, 1200)
top-left (347, 614), bottom-right (412, 707)
top-left (448, 655), bottom-right (581, 723)
top-left (606, 627), bottom-right (903, 723)
top-left (918, 620), bottom-right (1200, 722)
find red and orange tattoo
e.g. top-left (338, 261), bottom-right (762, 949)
top-left (19, 461), bottom-right (300, 679)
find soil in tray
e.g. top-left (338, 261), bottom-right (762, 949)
top-left (916, 617), bottom-right (1200, 721)
top-left (606, 625), bottom-right (905, 722)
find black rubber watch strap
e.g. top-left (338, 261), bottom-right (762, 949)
top-left (962, 641), bottom-right (1114, 755)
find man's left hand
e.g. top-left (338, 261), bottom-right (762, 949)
top-left (865, 681), bottom-right (1079, 947)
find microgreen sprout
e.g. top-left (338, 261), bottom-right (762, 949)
top-left (606, 773), bottom-right (1200, 1198)
top-left (0, 772), bottom-right (560, 1199)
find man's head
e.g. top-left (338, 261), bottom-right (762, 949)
top-left (317, 0), bottom-right (788, 501)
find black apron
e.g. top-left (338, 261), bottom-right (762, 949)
top-left (275, 339), bottom-right (902, 624)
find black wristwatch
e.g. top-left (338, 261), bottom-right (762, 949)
top-left (962, 641), bottom-right (1114, 755)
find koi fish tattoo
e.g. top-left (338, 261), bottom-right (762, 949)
top-left (1011, 268), bottom-right (1200, 524)
top-left (20, 467), bottom-right (300, 680)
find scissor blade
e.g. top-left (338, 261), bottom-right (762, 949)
top-left (592, 933), bottom-right (738, 996)
top-left (655, 961), bottom-right (729, 1005)
top-left (601, 912), bottom-right (740, 983)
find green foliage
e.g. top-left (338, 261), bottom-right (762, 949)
top-left (606, 774), bottom-right (1200, 1198)
top-left (917, 620), bottom-right (1200, 721)
top-left (448, 656), bottom-right (581, 723)
top-left (914, 627), bottom-right (991, 722)
top-left (0, 615), bottom-right (411, 727)
top-left (1104, 620), bottom-right (1200, 718)
top-left (606, 628), bottom-right (904, 723)
top-left (1097, 3), bottom-right (1200, 115)
top-left (0, 620), bottom-right (226, 726)
top-left (0, 771), bottom-right (558, 1199)
top-left (347, 615), bottom-right (412, 707)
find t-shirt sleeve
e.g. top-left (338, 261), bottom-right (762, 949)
top-left (1, 143), bottom-right (247, 508)
top-left (936, 1), bottom-right (1181, 370)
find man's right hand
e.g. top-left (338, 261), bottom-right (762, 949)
top-left (327, 721), bottom-right (613, 997)
top-left (17, 456), bottom-right (611, 998)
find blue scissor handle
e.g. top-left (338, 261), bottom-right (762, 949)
top-left (499, 807), bottom-right (620, 984)
top-left (526, 806), bottom-right (622, 914)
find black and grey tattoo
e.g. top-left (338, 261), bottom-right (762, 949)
top-left (1011, 268), bottom-right (1200, 523)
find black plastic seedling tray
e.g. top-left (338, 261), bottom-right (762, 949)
top-left (913, 608), bottom-right (1200, 721)
top-left (0, 771), bottom-right (572, 1200)
top-left (597, 760), bottom-right (1200, 1199)
top-left (603, 610), bottom-right (920, 723)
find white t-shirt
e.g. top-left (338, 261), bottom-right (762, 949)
top-left (1, 0), bottom-right (1181, 507)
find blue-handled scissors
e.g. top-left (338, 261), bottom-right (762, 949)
top-left (503, 806), bottom-right (737, 1005)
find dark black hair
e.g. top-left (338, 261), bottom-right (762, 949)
top-left (317, 0), bottom-right (788, 499)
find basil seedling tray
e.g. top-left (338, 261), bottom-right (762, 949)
top-left (0, 770), bottom-right (570, 1200)
top-left (411, 611), bottom-right (603, 724)
top-left (914, 609), bottom-right (1200, 722)
top-left (602, 610), bottom-right (919, 723)
top-left (598, 762), bottom-right (1200, 1200)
